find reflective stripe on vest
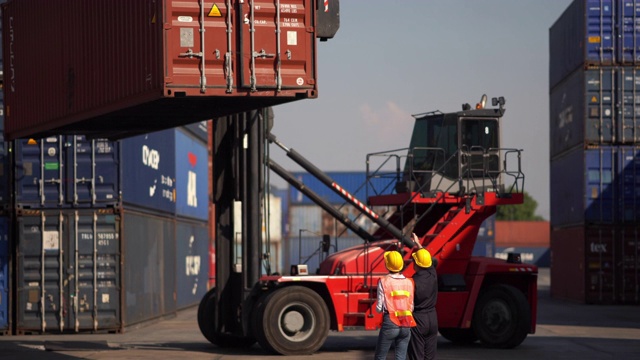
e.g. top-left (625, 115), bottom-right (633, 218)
top-left (381, 275), bottom-right (417, 327)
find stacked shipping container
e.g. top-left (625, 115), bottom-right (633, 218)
top-left (0, 125), bottom-right (211, 333)
top-left (549, 0), bottom-right (640, 304)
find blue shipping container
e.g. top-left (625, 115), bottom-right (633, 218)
top-left (617, 147), bottom-right (640, 222)
top-left (175, 220), bottom-right (209, 309)
top-left (13, 136), bottom-right (120, 208)
top-left (0, 216), bottom-right (8, 333)
top-left (175, 129), bottom-right (209, 221)
top-left (182, 120), bottom-right (209, 144)
top-left (121, 130), bottom-right (176, 214)
top-left (551, 146), bottom-right (619, 227)
top-left (549, 67), bottom-right (640, 159)
top-left (0, 131), bottom-right (8, 208)
top-left (549, 0), bottom-right (640, 90)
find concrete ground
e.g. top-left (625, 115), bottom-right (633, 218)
top-left (1, 268), bottom-right (640, 359)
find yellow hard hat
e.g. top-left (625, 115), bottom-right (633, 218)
top-left (412, 248), bottom-right (432, 268)
top-left (384, 251), bottom-right (404, 272)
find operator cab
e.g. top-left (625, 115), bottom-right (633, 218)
top-left (399, 96), bottom-right (505, 195)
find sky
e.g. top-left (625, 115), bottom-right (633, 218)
top-left (269, 0), bottom-right (574, 221)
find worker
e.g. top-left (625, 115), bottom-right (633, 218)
top-left (374, 250), bottom-right (417, 360)
top-left (408, 234), bottom-right (438, 360)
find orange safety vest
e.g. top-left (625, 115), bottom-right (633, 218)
top-left (381, 275), bottom-right (417, 327)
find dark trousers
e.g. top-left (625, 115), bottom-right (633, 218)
top-left (408, 310), bottom-right (437, 360)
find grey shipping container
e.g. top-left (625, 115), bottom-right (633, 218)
top-left (122, 210), bottom-right (176, 326)
top-left (549, 0), bottom-right (640, 90)
top-left (0, 216), bottom-right (8, 333)
top-left (15, 209), bottom-right (121, 334)
top-left (13, 136), bottom-right (120, 209)
top-left (551, 224), bottom-right (639, 304)
top-left (549, 67), bottom-right (640, 159)
top-left (175, 219), bottom-right (209, 309)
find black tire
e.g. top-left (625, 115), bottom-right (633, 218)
top-left (472, 284), bottom-right (530, 349)
top-left (439, 328), bottom-right (478, 344)
top-left (197, 286), bottom-right (256, 348)
top-left (254, 286), bottom-right (330, 355)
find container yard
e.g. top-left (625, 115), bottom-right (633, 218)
top-left (1, 0), bottom-right (639, 358)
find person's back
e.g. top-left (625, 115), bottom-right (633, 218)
top-left (374, 250), bottom-right (417, 360)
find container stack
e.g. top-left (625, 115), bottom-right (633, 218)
top-left (2, 125), bottom-right (211, 334)
top-left (549, 0), bottom-right (640, 304)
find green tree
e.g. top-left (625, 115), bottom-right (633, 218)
top-left (496, 191), bottom-right (544, 221)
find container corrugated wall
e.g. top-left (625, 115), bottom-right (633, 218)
top-left (1, 0), bottom-right (318, 140)
top-left (15, 209), bottom-right (121, 334)
top-left (175, 129), bottom-right (208, 221)
top-left (120, 130), bottom-right (177, 215)
top-left (0, 216), bottom-right (9, 333)
top-left (175, 219), bottom-right (209, 309)
top-left (551, 145), bottom-right (640, 227)
top-left (122, 210), bottom-right (176, 326)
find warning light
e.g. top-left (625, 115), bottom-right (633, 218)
top-left (27, 139), bottom-right (37, 145)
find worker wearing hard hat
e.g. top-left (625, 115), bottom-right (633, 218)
top-left (408, 233), bottom-right (438, 360)
top-left (374, 250), bottom-right (417, 360)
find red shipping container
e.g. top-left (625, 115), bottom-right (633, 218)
top-left (551, 225), bottom-right (640, 305)
top-left (2, 0), bottom-right (318, 140)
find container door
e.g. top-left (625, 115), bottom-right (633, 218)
top-left (617, 0), bottom-right (640, 65)
top-left (585, 147), bottom-right (615, 223)
top-left (585, 226), bottom-right (616, 304)
top-left (586, 0), bottom-right (615, 64)
top-left (65, 136), bottom-right (120, 207)
top-left (16, 211), bottom-right (65, 333)
top-left (67, 211), bottom-right (121, 331)
top-left (585, 69), bottom-right (614, 144)
top-left (239, 0), bottom-right (316, 91)
top-left (14, 137), bottom-right (65, 208)
top-left (616, 67), bottom-right (640, 143)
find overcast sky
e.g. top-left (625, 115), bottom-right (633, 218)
top-left (269, 0), bottom-right (574, 220)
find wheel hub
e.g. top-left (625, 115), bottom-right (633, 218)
top-left (282, 311), bottom-right (304, 333)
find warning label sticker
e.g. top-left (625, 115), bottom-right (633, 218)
top-left (208, 4), bottom-right (222, 17)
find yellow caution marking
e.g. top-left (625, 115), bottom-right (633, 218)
top-left (208, 4), bottom-right (222, 17)
top-left (591, 96), bottom-right (598, 103)
top-left (152, 13), bottom-right (156, 24)
top-left (588, 36), bottom-right (601, 43)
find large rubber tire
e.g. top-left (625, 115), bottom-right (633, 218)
top-left (472, 284), bottom-right (530, 349)
top-left (254, 286), bottom-right (330, 355)
top-left (439, 328), bottom-right (478, 344)
top-left (197, 286), bottom-right (256, 348)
